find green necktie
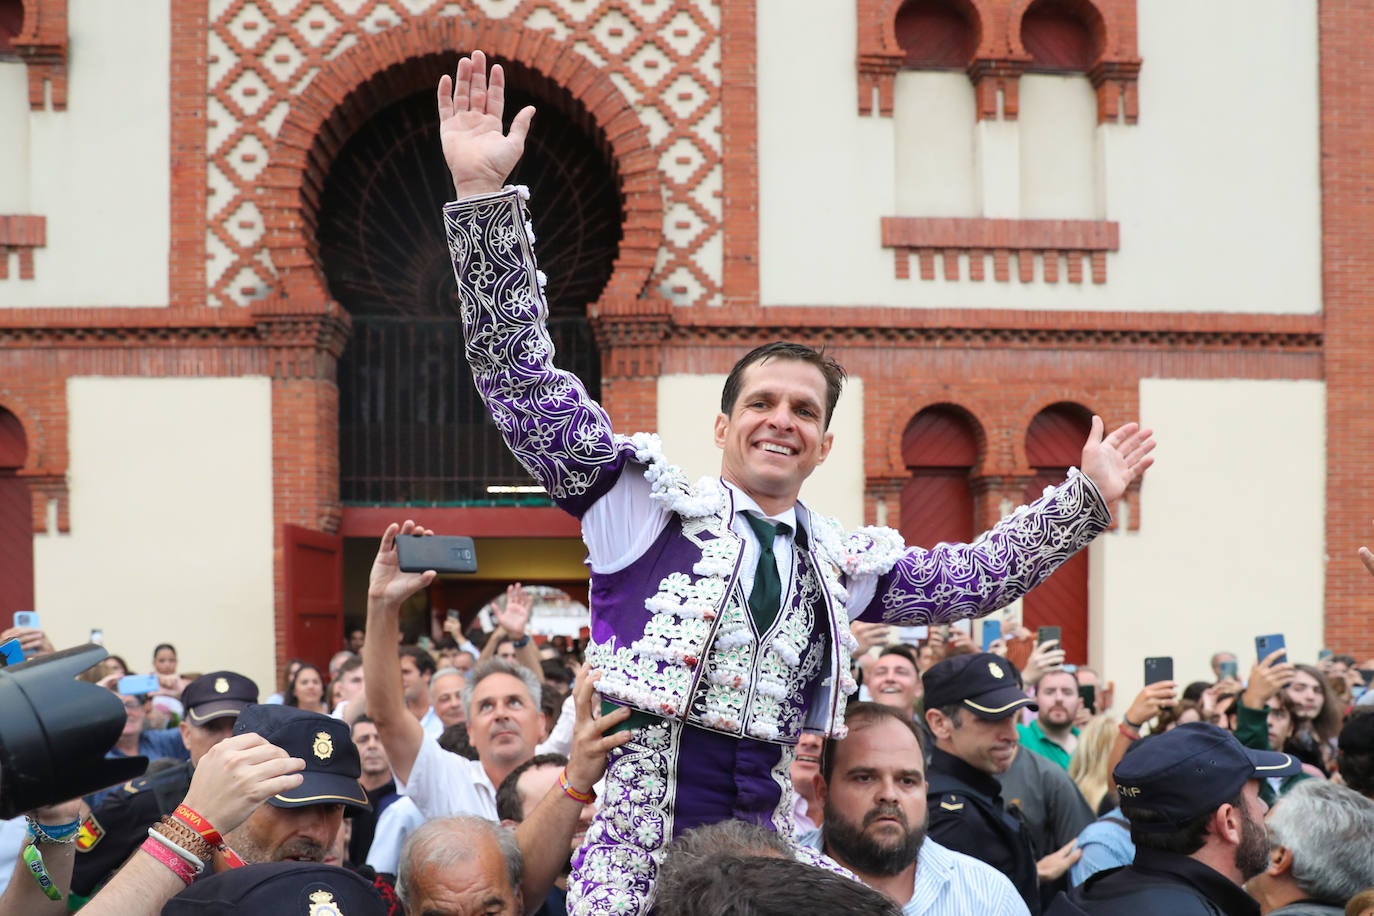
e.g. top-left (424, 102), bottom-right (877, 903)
top-left (744, 513), bottom-right (789, 633)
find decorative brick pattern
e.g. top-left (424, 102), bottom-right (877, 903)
top-left (10, 0), bottom-right (68, 110)
top-left (0, 215), bottom-right (46, 280)
top-left (881, 217), bottom-right (1120, 283)
top-left (856, 0), bottom-right (1140, 122)
top-left (205, 0), bottom-right (718, 311)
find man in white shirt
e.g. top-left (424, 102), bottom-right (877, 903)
top-left (800, 702), bottom-right (1029, 915)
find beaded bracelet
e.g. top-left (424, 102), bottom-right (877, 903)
top-left (26, 816), bottom-right (81, 845)
top-left (22, 844), bottom-right (62, 901)
top-left (154, 818), bottom-right (215, 864)
top-left (139, 836), bottom-right (198, 886)
top-left (164, 808), bottom-right (246, 868)
top-left (558, 768), bottom-right (596, 805)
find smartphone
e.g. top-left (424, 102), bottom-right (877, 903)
top-left (89, 628), bottom-right (104, 646)
top-left (1255, 633), bottom-right (1287, 665)
top-left (895, 625), bottom-right (928, 645)
top-left (0, 637), bottom-right (24, 667)
top-left (1218, 659), bottom-right (1238, 680)
top-left (1078, 683), bottom-right (1096, 711)
top-left (446, 609), bottom-right (461, 623)
top-left (1144, 656), bottom-right (1174, 685)
top-left (981, 619), bottom-right (1002, 651)
top-left (117, 673), bottom-right (161, 696)
top-left (1318, 648), bottom-right (1333, 662)
top-left (12, 611), bottom-right (39, 629)
top-left (1037, 626), bottom-right (1061, 647)
top-left (396, 535), bottom-right (478, 574)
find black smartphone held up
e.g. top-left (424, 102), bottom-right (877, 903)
top-left (1255, 633), bottom-right (1287, 665)
top-left (396, 535), bottom-right (479, 574)
top-left (1037, 626), bottom-right (1061, 647)
top-left (1078, 683), bottom-right (1097, 711)
top-left (1144, 656), bottom-right (1174, 685)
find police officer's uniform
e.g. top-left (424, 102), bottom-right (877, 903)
top-left (71, 670), bottom-right (258, 902)
top-left (922, 652), bottom-right (1043, 914)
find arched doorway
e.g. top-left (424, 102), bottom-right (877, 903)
top-left (319, 63), bottom-right (624, 505)
top-left (0, 408), bottom-right (32, 618)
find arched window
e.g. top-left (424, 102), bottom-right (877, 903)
top-left (1021, 0), bottom-right (1100, 73)
top-left (894, 0), bottom-right (977, 70)
top-left (1022, 402), bottom-right (1092, 662)
top-left (1018, 0), bottom-right (1102, 219)
top-left (0, 408), bottom-right (33, 618)
top-left (0, 1), bottom-right (23, 58)
top-left (900, 405), bottom-right (980, 549)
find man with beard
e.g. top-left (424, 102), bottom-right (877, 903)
top-left (798, 702), bottom-right (1026, 913)
top-left (225, 704), bottom-right (371, 865)
top-left (1047, 722), bottom-right (1303, 916)
top-left (1019, 668), bottom-right (1081, 768)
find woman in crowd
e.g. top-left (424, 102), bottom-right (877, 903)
top-left (283, 663), bottom-right (329, 714)
top-left (265, 657), bottom-right (305, 704)
top-left (1287, 663), bottom-right (1343, 770)
top-left (1069, 714), bottom-right (1120, 815)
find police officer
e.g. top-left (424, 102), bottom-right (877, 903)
top-left (922, 652), bottom-right (1042, 914)
top-left (70, 670), bottom-right (258, 903)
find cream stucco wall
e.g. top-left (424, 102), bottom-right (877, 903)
top-left (1, 0), bottom-right (170, 306)
top-left (33, 377), bottom-right (276, 694)
top-left (756, 0), bottom-right (1321, 313)
top-left (656, 374), bottom-right (866, 531)
top-left (1090, 379), bottom-right (1325, 705)
top-left (0, 63), bottom-right (29, 214)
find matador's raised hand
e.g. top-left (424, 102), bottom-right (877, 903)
top-left (437, 49), bottom-right (536, 200)
top-left (1080, 416), bottom-right (1155, 505)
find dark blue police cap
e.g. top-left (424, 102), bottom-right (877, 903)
top-left (233, 705), bottom-right (368, 811)
top-left (1114, 722), bottom-right (1301, 826)
top-left (922, 652), bottom-right (1037, 720)
top-left (180, 671), bottom-right (258, 725)
top-left (161, 861), bottom-right (388, 914)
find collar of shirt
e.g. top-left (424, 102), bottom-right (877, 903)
top-left (928, 745), bottom-right (1007, 803)
top-left (722, 479), bottom-right (801, 533)
top-left (1129, 848), bottom-right (1261, 916)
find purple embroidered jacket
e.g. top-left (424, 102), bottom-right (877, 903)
top-left (445, 187), bottom-right (1113, 744)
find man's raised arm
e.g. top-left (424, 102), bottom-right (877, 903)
top-left (363, 521), bottom-right (436, 786)
top-left (439, 51), bottom-right (623, 518)
top-left (856, 417), bottom-right (1155, 625)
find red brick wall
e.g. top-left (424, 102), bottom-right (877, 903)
top-left (1321, 2), bottom-right (1374, 659)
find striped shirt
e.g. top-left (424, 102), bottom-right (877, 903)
top-left (798, 829), bottom-right (1030, 916)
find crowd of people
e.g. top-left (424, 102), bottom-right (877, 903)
top-left (2, 48), bottom-right (1373, 915)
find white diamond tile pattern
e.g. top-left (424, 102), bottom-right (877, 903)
top-left (206, 0), bottom-right (723, 308)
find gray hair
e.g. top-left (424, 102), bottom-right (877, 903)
top-left (431, 666), bottom-right (464, 683)
top-left (461, 658), bottom-right (542, 720)
top-left (1267, 779), bottom-right (1374, 904)
top-left (396, 816), bottom-right (522, 909)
